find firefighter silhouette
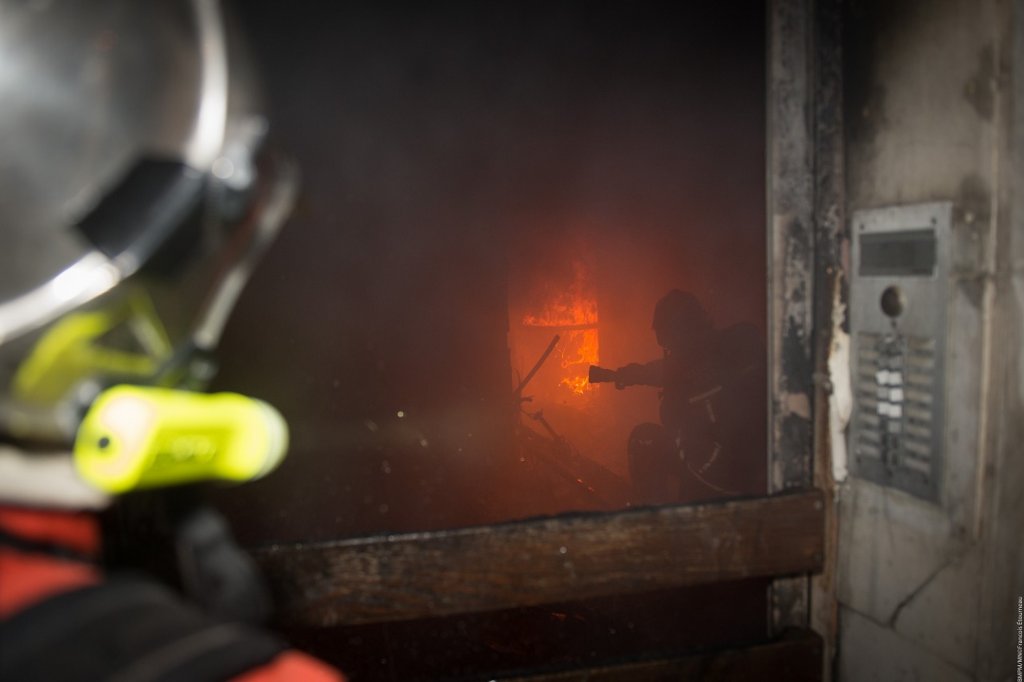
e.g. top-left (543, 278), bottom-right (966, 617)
top-left (590, 290), bottom-right (765, 504)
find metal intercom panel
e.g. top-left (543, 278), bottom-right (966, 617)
top-left (849, 202), bottom-right (950, 503)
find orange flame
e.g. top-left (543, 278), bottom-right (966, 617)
top-left (522, 297), bottom-right (598, 328)
top-left (522, 262), bottom-right (599, 396)
top-left (557, 329), bottom-right (599, 394)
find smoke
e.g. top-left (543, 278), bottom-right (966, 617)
top-left (213, 1), bottom-right (766, 543)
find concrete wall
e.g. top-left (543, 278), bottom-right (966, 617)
top-left (836, 0), bottom-right (1023, 679)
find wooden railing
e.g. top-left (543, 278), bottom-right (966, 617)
top-left (256, 489), bottom-right (824, 628)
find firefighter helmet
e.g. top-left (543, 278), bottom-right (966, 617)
top-left (0, 0), bottom-right (297, 507)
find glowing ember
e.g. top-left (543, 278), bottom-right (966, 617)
top-left (561, 374), bottom-right (592, 395)
top-left (522, 261), bottom-right (599, 396)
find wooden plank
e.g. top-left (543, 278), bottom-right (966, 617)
top-left (767, 0), bottom-right (815, 494)
top-left (767, 0), bottom-right (817, 635)
top-left (256, 490), bottom-right (824, 627)
top-left (496, 629), bottom-right (822, 682)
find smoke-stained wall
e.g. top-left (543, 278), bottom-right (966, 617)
top-left (837, 0), bottom-right (1023, 679)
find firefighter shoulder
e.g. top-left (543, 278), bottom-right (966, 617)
top-left (0, 1), bottom-right (342, 679)
top-left (0, 503), bottom-right (342, 681)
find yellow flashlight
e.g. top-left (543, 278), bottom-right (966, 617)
top-left (73, 385), bottom-right (288, 494)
